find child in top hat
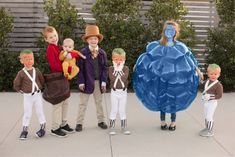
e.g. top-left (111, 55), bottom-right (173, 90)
top-left (14, 49), bottom-right (46, 140)
top-left (59, 38), bottom-right (86, 80)
top-left (199, 63), bottom-right (223, 137)
top-left (75, 24), bottom-right (108, 132)
top-left (108, 48), bottom-right (130, 135)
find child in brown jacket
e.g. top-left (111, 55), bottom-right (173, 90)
top-left (14, 49), bottom-right (46, 140)
top-left (108, 48), bottom-right (130, 135)
top-left (199, 64), bottom-right (223, 137)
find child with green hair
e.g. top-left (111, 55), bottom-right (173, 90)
top-left (108, 48), bottom-right (130, 135)
top-left (14, 49), bottom-right (46, 140)
top-left (199, 63), bottom-right (223, 137)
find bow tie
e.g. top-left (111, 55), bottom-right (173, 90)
top-left (91, 49), bottom-right (98, 58)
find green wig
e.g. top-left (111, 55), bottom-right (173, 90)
top-left (207, 63), bottom-right (221, 71)
top-left (112, 48), bottom-right (126, 57)
top-left (20, 49), bottom-right (33, 57)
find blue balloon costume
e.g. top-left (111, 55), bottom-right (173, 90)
top-left (133, 23), bottom-right (199, 113)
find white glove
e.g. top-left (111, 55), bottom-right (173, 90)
top-left (113, 61), bottom-right (125, 76)
top-left (113, 61), bottom-right (124, 72)
top-left (202, 93), bottom-right (211, 101)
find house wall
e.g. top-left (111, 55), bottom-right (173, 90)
top-left (0, 0), bottom-right (219, 67)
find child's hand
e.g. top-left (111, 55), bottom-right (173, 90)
top-left (63, 51), bottom-right (68, 57)
top-left (202, 93), bottom-right (214, 101)
top-left (198, 71), bottom-right (204, 80)
top-left (81, 54), bottom-right (86, 59)
top-left (196, 68), bottom-right (204, 80)
top-left (101, 85), bottom-right (106, 93)
top-left (79, 84), bottom-right (85, 91)
top-left (66, 53), bottom-right (72, 59)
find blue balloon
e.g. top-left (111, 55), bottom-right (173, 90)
top-left (133, 41), bottom-right (199, 113)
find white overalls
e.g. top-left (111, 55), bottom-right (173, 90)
top-left (22, 68), bottom-right (46, 127)
top-left (110, 71), bottom-right (127, 120)
top-left (202, 80), bottom-right (218, 131)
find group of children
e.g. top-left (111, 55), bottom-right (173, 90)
top-left (13, 24), bottom-right (223, 140)
top-left (14, 24), bottom-right (130, 139)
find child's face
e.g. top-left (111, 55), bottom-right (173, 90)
top-left (20, 54), bottom-right (34, 69)
top-left (86, 36), bottom-right (99, 48)
top-left (63, 41), bottom-right (74, 52)
top-left (45, 31), bottom-right (58, 45)
top-left (207, 69), bottom-right (220, 81)
top-left (112, 54), bottom-right (125, 65)
top-left (164, 25), bottom-right (176, 39)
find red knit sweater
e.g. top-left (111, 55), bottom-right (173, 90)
top-left (46, 44), bottom-right (78, 73)
top-left (46, 44), bottom-right (62, 73)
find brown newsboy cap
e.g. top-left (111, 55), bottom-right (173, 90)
top-left (82, 25), bottom-right (103, 42)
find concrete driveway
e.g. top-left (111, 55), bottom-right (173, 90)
top-left (0, 92), bottom-right (234, 157)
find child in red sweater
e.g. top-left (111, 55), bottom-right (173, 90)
top-left (43, 26), bottom-right (74, 137)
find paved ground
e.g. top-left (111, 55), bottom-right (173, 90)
top-left (0, 92), bottom-right (234, 157)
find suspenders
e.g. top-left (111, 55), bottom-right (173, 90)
top-left (23, 67), bottom-right (40, 95)
top-left (202, 80), bottom-right (218, 95)
top-left (112, 70), bottom-right (125, 91)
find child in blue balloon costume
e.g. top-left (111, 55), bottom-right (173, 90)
top-left (133, 20), bottom-right (203, 131)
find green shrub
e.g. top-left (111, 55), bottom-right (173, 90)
top-left (0, 7), bottom-right (14, 91)
top-left (216, 0), bottom-right (235, 26)
top-left (145, 0), bottom-right (196, 47)
top-left (206, 27), bottom-right (235, 92)
top-left (0, 7), bottom-right (13, 49)
top-left (43, 0), bottom-right (85, 46)
top-left (92, 0), bottom-right (150, 90)
top-left (205, 0), bottom-right (235, 92)
top-left (0, 50), bottom-right (22, 91)
top-left (36, 0), bottom-right (86, 88)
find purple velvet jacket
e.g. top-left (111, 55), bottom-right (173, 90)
top-left (77, 46), bottom-right (108, 94)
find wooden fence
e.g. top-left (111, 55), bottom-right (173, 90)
top-left (0, 0), bottom-right (219, 67)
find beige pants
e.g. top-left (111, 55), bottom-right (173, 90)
top-left (52, 98), bottom-right (69, 130)
top-left (76, 81), bottom-right (105, 125)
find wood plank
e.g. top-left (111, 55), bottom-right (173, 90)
top-left (13, 23), bottom-right (48, 28)
top-left (8, 33), bottom-right (42, 38)
top-left (0, 3), bottom-right (44, 8)
top-left (10, 38), bottom-right (38, 42)
top-left (0, 0), bottom-right (43, 2)
top-left (14, 18), bottom-right (48, 23)
top-left (8, 47), bottom-right (40, 52)
top-left (11, 13), bottom-right (46, 18)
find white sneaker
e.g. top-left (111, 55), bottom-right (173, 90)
top-left (199, 128), bottom-right (208, 136)
top-left (122, 128), bottom-right (131, 135)
top-left (200, 130), bottom-right (214, 137)
top-left (109, 128), bottom-right (116, 135)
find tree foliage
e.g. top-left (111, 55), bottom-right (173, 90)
top-left (92, 0), bottom-right (149, 89)
top-left (206, 28), bottom-right (235, 92)
top-left (0, 7), bottom-right (15, 91)
top-left (43, 0), bottom-right (85, 46)
top-left (36, 0), bottom-right (86, 88)
top-left (216, 0), bottom-right (235, 26)
top-left (206, 0), bottom-right (235, 92)
top-left (0, 7), bottom-right (13, 49)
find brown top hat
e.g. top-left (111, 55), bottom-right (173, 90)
top-left (82, 25), bottom-right (103, 42)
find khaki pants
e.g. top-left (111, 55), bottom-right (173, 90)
top-left (76, 81), bottom-right (105, 124)
top-left (52, 98), bottom-right (69, 130)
